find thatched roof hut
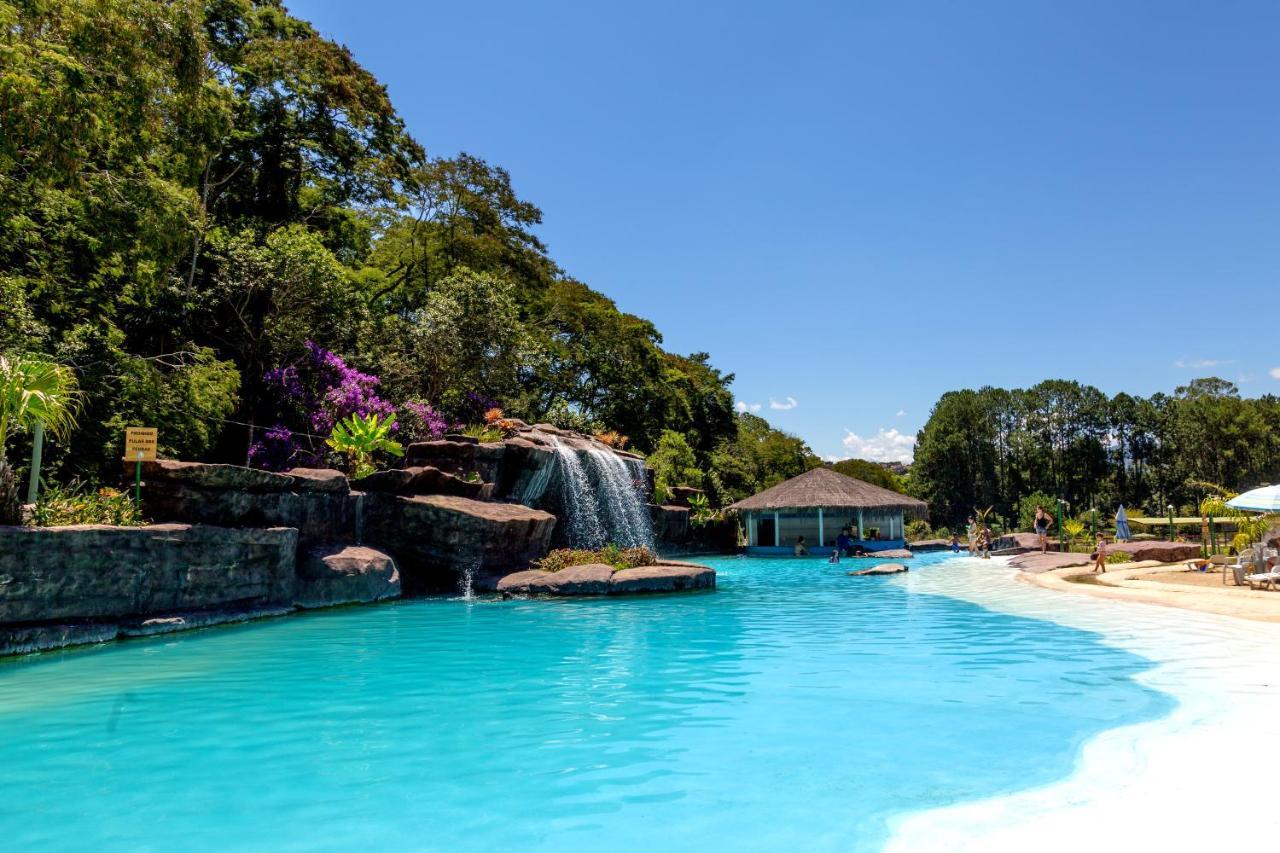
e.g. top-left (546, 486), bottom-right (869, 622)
top-left (728, 468), bottom-right (928, 553)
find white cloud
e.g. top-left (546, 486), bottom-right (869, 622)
top-left (1175, 358), bottom-right (1234, 369)
top-left (895, 409), bottom-right (906, 417)
top-left (838, 428), bottom-right (916, 463)
top-left (769, 396), bottom-right (798, 411)
top-left (1270, 367), bottom-right (1280, 380)
top-left (735, 400), bottom-right (762, 413)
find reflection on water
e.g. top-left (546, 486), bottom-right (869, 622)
top-left (0, 553), bottom-right (1170, 851)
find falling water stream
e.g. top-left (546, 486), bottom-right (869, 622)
top-left (547, 438), bottom-right (654, 550)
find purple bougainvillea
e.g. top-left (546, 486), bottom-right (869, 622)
top-left (401, 401), bottom-right (451, 441)
top-left (247, 424), bottom-right (299, 472)
top-left (251, 343), bottom-right (398, 469)
top-left (303, 341), bottom-right (396, 433)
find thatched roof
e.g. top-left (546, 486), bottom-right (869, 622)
top-left (727, 467), bottom-right (928, 518)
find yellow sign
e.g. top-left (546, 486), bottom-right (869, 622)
top-left (123, 427), bottom-right (158, 462)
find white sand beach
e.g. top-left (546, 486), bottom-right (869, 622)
top-left (886, 556), bottom-right (1280, 852)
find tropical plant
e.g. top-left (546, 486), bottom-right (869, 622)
top-left (325, 413), bottom-right (403, 478)
top-left (0, 353), bottom-right (81, 523)
top-left (904, 518), bottom-right (933, 541)
top-left (687, 492), bottom-right (718, 527)
top-left (0, 353), bottom-right (81, 458)
top-left (461, 424), bottom-right (506, 443)
top-left (1061, 519), bottom-right (1086, 549)
top-left (31, 481), bottom-right (144, 527)
top-left (593, 430), bottom-right (628, 450)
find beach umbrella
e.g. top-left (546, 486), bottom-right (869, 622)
top-left (1115, 505), bottom-right (1131, 541)
top-left (1226, 485), bottom-right (1280, 513)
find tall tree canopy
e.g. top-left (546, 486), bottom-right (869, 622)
top-left (0, 0), bottom-right (808, 496)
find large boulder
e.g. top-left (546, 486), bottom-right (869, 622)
top-left (849, 563), bottom-right (908, 576)
top-left (141, 481), bottom-right (358, 548)
top-left (871, 548), bottom-right (914, 559)
top-left (497, 563), bottom-right (615, 595)
top-left (137, 459), bottom-right (295, 492)
top-left (496, 561), bottom-right (716, 596)
top-left (609, 563), bottom-right (716, 593)
top-left (651, 504), bottom-right (690, 542)
top-left (492, 437), bottom-right (556, 503)
top-left (285, 468), bottom-right (350, 494)
top-left (361, 493), bottom-right (556, 593)
top-left (0, 523), bottom-right (298, 623)
top-left (352, 466), bottom-right (487, 499)
top-left (403, 440), bottom-right (505, 482)
top-left (295, 544), bottom-right (400, 609)
top-left (1110, 541), bottom-right (1201, 562)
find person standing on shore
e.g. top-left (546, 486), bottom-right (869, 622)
top-left (1034, 506), bottom-right (1052, 554)
top-left (1093, 533), bottom-right (1108, 573)
top-left (965, 516), bottom-right (977, 554)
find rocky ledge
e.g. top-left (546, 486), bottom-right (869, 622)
top-left (848, 563), bottom-right (908, 576)
top-left (495, 560), bottom-right (715, 596)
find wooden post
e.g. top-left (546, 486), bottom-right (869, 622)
top-left (818, 507), bottom-right (824, 547)
top-left (857, 508), bottom-right (864, 542)
top-left (773, 511), bottom-right (780, 547)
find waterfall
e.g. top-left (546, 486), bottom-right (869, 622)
top-left (587, 448), bottom-right (655, 549)
top-left (551, 439), bottom-right (608, 548)
top-left (546, 438), bottom-right (655, 550)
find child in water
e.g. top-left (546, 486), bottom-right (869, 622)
top-left (828, 549), bottom-right (840, 564)
top-left (949, 534), bottom-right (961, 553)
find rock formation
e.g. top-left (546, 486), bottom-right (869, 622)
top-left (495, 561), bottom-right (716, 596)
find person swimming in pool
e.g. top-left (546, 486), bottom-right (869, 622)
top-left (794, 536), bottom-right (808, 556)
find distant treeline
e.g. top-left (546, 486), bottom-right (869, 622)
top-left (909, 378), bottom-right (1280, 526)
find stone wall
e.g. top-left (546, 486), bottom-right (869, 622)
top-left (0, 523), bottom-right (298, 624)
top-left (138, 461), bottom-right (357, 548)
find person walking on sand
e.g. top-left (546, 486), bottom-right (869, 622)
top-left (1034, 506), bottom-right (1052, 555)
top-left (1093, 533), bottom-right (1108, 573)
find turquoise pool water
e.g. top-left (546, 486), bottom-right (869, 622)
top-left (0, 554), bottom-right (1171, 851)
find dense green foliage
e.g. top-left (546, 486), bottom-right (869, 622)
top-left (0, 0), bottom-right (807, 498)
top-left (911, 378), bottom-right (1280, 527)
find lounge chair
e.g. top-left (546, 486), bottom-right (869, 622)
top-left (1185, 554), bottom-right (1228, 572)
top-left (1245, 569), bottom-right (1280, 591)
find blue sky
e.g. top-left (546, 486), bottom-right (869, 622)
top-left (289, 0), bottom-right (1280, 461)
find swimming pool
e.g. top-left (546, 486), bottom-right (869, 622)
top-left (0, 553), bottom-right (1171, 851)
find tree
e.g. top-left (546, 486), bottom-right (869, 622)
top-left (830, 458), bottom-right (905, 493)
top-left (648, 430), bottom-right (704, 498)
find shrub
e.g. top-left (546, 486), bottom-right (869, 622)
top-left (1017, 492), bottom-right (1058, 531)
top-left (593, 430), bottom-right (628, 450)
top-left (32, 481), bottom-right (144, 527)
top-left (905, 519), bottom-right (932, 541)
top-left (540, 399), bottom-right (603, 435)
top-left (461, 424), bottom-right (505, 443)
top-left (535, 545), bottom-right (658, 572)
top-left (1106, 551), bottom-right (1132, 565)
